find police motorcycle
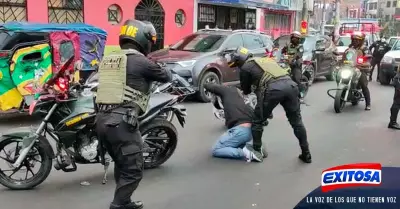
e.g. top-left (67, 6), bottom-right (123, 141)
top-left (0, 57), bottom-right (194, 190)
top-left (327, 48), bottom-right (371, 113)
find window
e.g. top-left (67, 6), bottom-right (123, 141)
top-left (48, 0), bottom-right (84, 23)
top-left (0, 0), bottom-right (26, 23)
top-left (108, 4), bottom-right (122, 25)
top-left (175, 9), bottom-right (186, 27)
top-left (393, 1), bottom-right (397, 7)
top-left (224, 35), bottom-right (243, 49)
top-left (273, 35), bottom-right (290, 48)
top-left (336, 36), bottom-right (351, 47)
top-left (387, 1), bottom-right (391, 7)
top-left (170, 34), bottom-right (226, 52)
top-left (260, 35), bottom-right (273, 48)
top-left (242, 34), bottom-right (263, 49)
top-left (59, 41), bottom-right (74, 63)
top-left (369, 3), bottom-right (377, 10)
top-left (198, 4), bottom-right (215, 23)
top-left (386, 15), bottom-right (390, 21)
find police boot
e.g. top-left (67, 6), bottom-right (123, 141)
top-left (110, 201), bottom-right (144, 209)
top-left (298, 146), bottom-right (312, 163)
top-left (388, 122), bottom-right (400, 130)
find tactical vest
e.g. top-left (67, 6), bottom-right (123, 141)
top-left (248, 57), bottom-right (289, 88)
top-left (96, 50), bottom-right (150, 112)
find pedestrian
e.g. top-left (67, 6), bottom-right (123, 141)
top-left (95, 19), bottom-right (172, 209)
top-left (205, 83), bottom-right (266, 162)
top-left (369, 37), bottom-right (390, 81)
top-left (227, 46), bottom-right (312, 163)
top-left (388, 70), bottom-right (400, 130)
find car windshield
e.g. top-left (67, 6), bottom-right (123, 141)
top-left (392, 40), bottom-right (400, 50)
top-left (170, 34), bottom-right (226, 52)
top-left (337, 37), bottom-right (351, 47)
top-left (0, 31), bottom-right (12, 49)
top-left (301, 36), bottom-right (317, 52)
top-left (389, 38), bottom-right (399, 47)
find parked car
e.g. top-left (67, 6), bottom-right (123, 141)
top-left (148, 29), bottom-right (273, 102)
top-left (274, 34), bottom-right (336, 83)
top-left (379, 39), bottom-right (400, 85)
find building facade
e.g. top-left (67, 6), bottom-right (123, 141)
top-left (0, 0), bottom-right (195, 49)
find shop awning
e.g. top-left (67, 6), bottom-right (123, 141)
top-left (198, 0), bottom-right (289, 10)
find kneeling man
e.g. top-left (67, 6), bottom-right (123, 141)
top-left (205, 83), bottom-right (263, 162)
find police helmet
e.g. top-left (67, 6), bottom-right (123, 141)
top-left (227, 47), bottom-right (252, 68)
top-left (119, 19), bottom-right (157, 55)
top-left (291, 31), bottom-right (302, 39)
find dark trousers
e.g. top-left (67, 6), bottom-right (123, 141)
top-left (390, 87), bottom-right (400, 122)
top-left (251, 79), bottom-right (309, 153)
top-left (96, 113), bottom-right (143, 206)
top-left (370, 58), bottom-right (382, 80)
top-left (359, 72), bottom-right (371, 106)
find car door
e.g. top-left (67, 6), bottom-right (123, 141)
top-left (220, 34), bottom-right (244, 83)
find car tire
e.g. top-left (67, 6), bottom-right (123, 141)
top-left (197, 71), bottom-right (220, 103)
top-left (305, 65), bottom-right (316, 85)
top-left (379, 73), bottom-right (391, 85)
top-left (325, 69), bottom-right (335, 81)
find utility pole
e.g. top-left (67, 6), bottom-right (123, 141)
top-left (302, 0), bottom-right (308, 21)
top-left (320, 0), bottom-right (327, 35)
top-left (334, 0), bottom-right (340, 38)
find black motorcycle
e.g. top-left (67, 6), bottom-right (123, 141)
top-left (327, 48), bottom-right (371, 113)
top-left (0, 60), bottom-right (194, 190)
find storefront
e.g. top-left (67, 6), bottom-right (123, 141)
top-left (262, 9), bottom-right (294, 38)
top-left (197, 2), bottom-right (257, 30)
top-left (3, 0), bottom-right (194, 49)
top-left (259, 0), bottom-right (293, 39)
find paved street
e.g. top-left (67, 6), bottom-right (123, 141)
top-left (1, 77), bottom-right (400, 209)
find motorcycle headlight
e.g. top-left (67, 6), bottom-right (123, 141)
top-left (381, 56), bottom-right (393, 64)
top-left (177, 60), bottom-right (196, 67)
top-left (340, 69), bottom-right (352, 79)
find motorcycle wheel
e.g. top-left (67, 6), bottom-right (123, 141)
top-left (157, 111), bottom-right (174, 122)
top-left (140, 118), bottom-right (178, 169)
top-left (300, 76), bottom-right (309, 98)
top-left (0, 137), bottom-right (52, 190)
top-left (334, 88), bottom-right (347, 113)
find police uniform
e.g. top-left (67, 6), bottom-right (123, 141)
top-left (369, 40), bottom-right (390, 81)
top-left (96, 20), bottom-right (171, 209)
top-left (236, 47), bottom-right (311, 163)
top-left (343, 44), bottom-right (371, 109)
top-left (389, 71), bottom-right (400, 129)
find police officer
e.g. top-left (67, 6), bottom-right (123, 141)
top-left (95, 19), bottom-right (172, 209)
top-left (228, 47), bottom-right (312, 163)
top-left (281, 31), bottom-right (305, 100)
top-left (388, 71), bottom-right (400, 129)
top-left (369, 37), bottom-right (390, 81)
top-left (345, 32), bottom-right (371, 110)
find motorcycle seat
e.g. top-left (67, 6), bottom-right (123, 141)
top-left (139, 93), bottom-right (177, 119)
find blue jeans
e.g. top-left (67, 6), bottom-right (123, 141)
top-left (212, 125), bottom-right (252, 160)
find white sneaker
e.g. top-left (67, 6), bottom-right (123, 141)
top-left (243, 146), bottom-right (263, 162)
